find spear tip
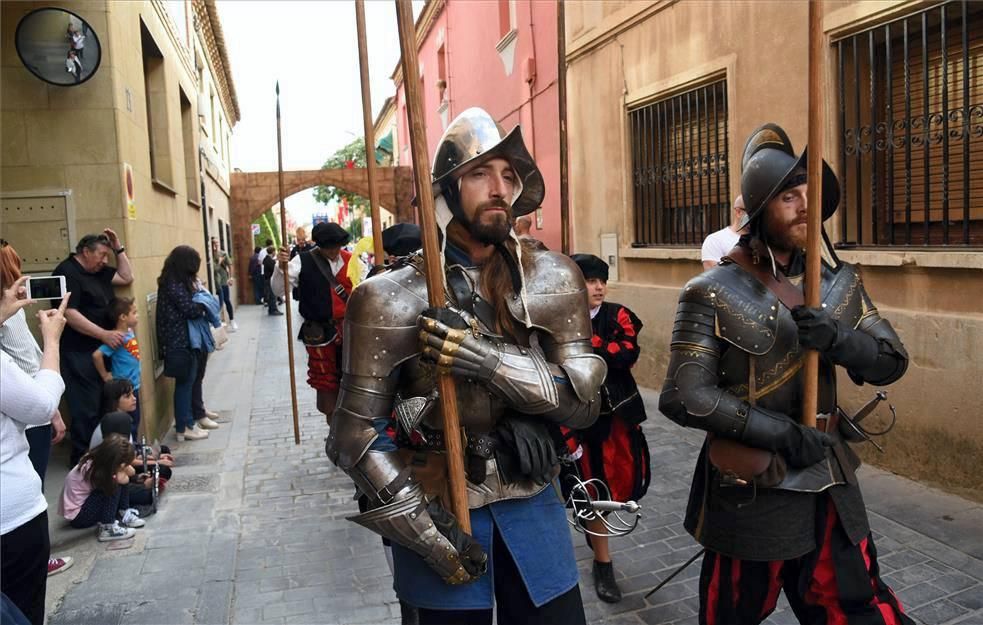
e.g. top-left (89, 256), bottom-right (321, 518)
top-left (275, 81), bottom-right (280, 96)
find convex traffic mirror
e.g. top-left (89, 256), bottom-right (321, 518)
top-left (15, 7), bottom-right (102, 86)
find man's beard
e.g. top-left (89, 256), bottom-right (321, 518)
top-left (468, 201), bottom-right (512, 245)
top-left (763, 211), bottom-right (807, 253)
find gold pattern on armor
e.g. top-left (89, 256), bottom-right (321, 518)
top-left (856, 307), bottom-right (880, 330)
top-left (760, 343), bottom-right (801, 381)
top-left (830, 271), bottom-right (861, 320)
top-left (669, 342), bottom-right (718, 358)
top-left (712, 285), bottom-right (775, 339)
top-left (754, 359), bottom-right (805, 400)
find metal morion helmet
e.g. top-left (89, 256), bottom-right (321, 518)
top-left (739, 123), bottom-right (841, 229)
top-left (431, 107), bottom-right (545, 217)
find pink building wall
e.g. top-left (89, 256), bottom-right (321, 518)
top-left (394, 0), bottom-right (562, 251)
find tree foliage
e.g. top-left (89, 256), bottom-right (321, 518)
top-left (313, 136), bottom-right (369, 210)
top-left (252, 208), bottom-right (281, 249)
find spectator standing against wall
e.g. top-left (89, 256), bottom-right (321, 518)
top-left (700, 195), bottom-right (746, 270)
top-left (214, 252), bottom-right (237, 332)
top-left (1, 276), bottom-right (69, 625)
top-left (51, 231), bottom-right (133, 465)
top-left (155, 246), bottom-right (212, 442)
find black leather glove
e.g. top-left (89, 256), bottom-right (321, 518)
top-left (741, 405), bottom-right (833, 468)
top-left (791, 306), bottom-right (839, 352)
top-left (792, 305), bottom-right (879, 372)
top-left (426, 500), bottom-right (487, 578)
top-left (494, 417), bottom-right (559, 484)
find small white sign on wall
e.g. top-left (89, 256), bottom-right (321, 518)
top-left (600, 233), bottom-right (619, 282)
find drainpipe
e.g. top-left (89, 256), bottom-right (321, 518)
top-left (199, 147), bottom-right (214, 293)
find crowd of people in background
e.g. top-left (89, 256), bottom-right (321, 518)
top-left (0, 230), bottom-right (235, 624)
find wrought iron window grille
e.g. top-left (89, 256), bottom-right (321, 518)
top-left (836, 0), bottom-right (982, 247)
top-left (629, 79), bottom-right (730, 247)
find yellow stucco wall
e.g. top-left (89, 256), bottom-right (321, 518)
top-left (565, 0), bottom-right (983, 492)
top-left (2, 0), bottom-right (235, 443)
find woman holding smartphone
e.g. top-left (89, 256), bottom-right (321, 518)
top-left (1, 271), bottom-right (71, 624)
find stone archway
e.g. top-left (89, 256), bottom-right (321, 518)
top-left (229, 166), bottom-right (415, 302)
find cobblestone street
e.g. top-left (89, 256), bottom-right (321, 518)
top-left (44, 305), bottom-right (983, 625)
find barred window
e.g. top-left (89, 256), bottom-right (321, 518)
top-left (629, 79), bottom-right (730, 247)
top-left (837, 0), bottom-right (983, 247)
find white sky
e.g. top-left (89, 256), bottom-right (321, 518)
top-left (219, 1), bottom-right (422, 225)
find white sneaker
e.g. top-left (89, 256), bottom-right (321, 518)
top-left (177, 426), bottom-right (209, 441)
top-left (204, 409), bottom-right (220, 419)
top-left (228, 320), bottom-right (239, 332)
top-left (97, 521), bottom-right (135, 542)
top-left (120, 508), bottom-right (145, 528)
top-left (197, 416), bottom-right (220, 430)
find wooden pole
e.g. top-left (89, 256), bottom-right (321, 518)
top-left (355, 0), bottom-right (386, 267)
top-left (276, 81), bottom-right (302, 445)
top-left (801, 0), bottom-right (824, 429)
top-left (394, 0), bottom-right (471, 532)
top-left (557, 0), bottom-right (570, 255)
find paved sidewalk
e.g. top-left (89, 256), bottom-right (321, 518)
top-left (45, 304), bottom-right (983, 625)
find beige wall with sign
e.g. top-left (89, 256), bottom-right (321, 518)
top-left (2, 0), bottom-right (239, 442)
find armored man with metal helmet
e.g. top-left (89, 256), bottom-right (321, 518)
top-left (326, 108), bottom-right (606, 623)
top-left (659, 124), bottom-right (914, 625)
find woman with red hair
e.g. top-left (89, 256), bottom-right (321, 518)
top-left (0, 241), bottom-right (73, 578)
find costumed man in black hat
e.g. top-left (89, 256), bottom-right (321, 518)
top-left (566, 253), bottom-right (651, 604)
top-left (272, 222), bottom-right (353, 422)
top-left (325, 108), bottom-right (606, 623)
top-left (659, 123), bottom-right (913, 625)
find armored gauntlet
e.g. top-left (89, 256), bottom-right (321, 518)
top-left (418, 310), bottom-right (560, 413)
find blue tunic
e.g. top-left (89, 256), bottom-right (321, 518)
top-left (391, 486), bottom-right (579, 610)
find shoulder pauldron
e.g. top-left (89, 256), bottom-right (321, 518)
top-left (693, 265), bottom-right (780, 356)
top-left (505, 248), bottom-right (592, 345)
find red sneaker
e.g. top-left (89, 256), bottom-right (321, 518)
top-left (47, 556), bottom-right (74, 576)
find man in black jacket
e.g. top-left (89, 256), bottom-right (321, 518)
top-left (262, 246), bottom-right (281, 316)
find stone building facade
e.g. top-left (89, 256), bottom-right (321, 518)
top-left (564, 0), bottom-right (983, 489)
top-left (1, 0), bottom-right (239, 440)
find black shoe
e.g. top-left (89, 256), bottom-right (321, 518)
top-left (593, 560), bottom-right (622, 603)
top-left (269, 310), bottom-right (284, 316)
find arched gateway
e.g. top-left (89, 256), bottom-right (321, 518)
top-left (229, 166), bottom-right (415, 301)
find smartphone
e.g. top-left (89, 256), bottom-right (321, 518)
top-left (25, 275), bottom-right (67, 301)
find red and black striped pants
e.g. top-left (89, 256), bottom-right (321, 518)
top-left (699, 500), bottom-right (914, 625)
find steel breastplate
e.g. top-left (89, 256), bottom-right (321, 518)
top-left (710, 261), bottom-right (867, 492)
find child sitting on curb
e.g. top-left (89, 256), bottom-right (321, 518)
top-left (59, 434), bottom-right (145, 542)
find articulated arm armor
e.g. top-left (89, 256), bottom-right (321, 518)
top-left (418, 313), bottom-right (603, 430)
top-left (325, 270), bottom-right (483, 585)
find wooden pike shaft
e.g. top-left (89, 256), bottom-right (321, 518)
top-left (276, 82), bottom-right (302, 445)
top-left (355, 0), bottom-right (385, 266)
top-left (802, 0), bottom-right (824, 429)
top-left (394, 0), bottom-right (471, 532)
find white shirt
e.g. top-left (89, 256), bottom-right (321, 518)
top-left (271, 252), bottom-right (343, 298)
top-left (258, 248), bottom-right (269, 264)
top-left (0, 309), bottom-right (50, 431)
top-left (701, 227), bottom-right (741, 264)
top-left (0, 350), bottom-right (64, 534)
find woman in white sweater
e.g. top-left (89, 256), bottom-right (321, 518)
top-left (0, 276), bottom-right (69, 625)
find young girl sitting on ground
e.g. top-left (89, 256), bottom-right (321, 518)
top-left (93, 381), bottom-right (174, 496)
top-left (60, 434), bottom-right (145, 542)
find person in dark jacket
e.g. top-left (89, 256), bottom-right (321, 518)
top-left (262, 246), bottom-right (281, 316)
top-left (155, 246), bottom-right (210, 441)
top-left (568, 253), bottom-right (650, 604)
top-left (248, 246), bottom-right (264, 305)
